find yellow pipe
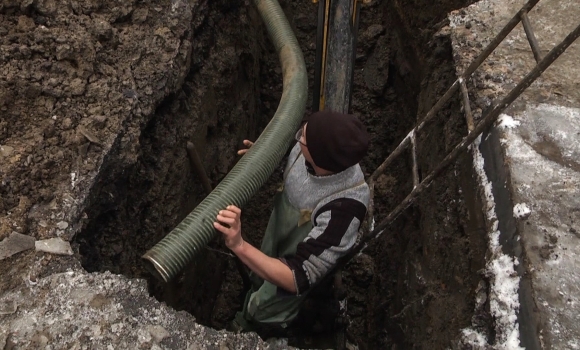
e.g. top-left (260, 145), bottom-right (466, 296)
top-left (319, 0), bottom-right (331, 110)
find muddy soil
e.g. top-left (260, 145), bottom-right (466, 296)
top-left (0, 0), bottom-right (196, 238)
top-left (1, 0), bottom-right (493, 348)
top-left (0, 0), bottom-right (195, 297)
top-left (332, 0), bottom-right (490, 348)
top-left (203, 0), bottom-right (490, 348)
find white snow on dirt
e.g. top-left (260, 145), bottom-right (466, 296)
top-left (464, 135), bottom-right (525, 350)
top-left (512, 203), bottom-right (531, 219)
top-left (458, 133), bottom-right (527, 349)
top-left (498, 104), bottom-right (580, 348)
top-left (498, 114), bottom-right (521, 129)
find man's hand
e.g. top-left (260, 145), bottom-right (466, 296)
top-left (237, 140), bottom-right (254, 156)
top-left (214, 204), bottom-right (297, 294)
top-left (214, 205), bottom-right (244, 250)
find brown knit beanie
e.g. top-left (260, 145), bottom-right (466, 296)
top-left (305, 110), bottom-right (370, 173)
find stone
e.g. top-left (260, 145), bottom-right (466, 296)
top-left (0, 232), bottom-right (35, 260)
top-left (35, 238), bottom-right (73, 255)
top-left (0, 145), bottom-right (14, 158)
top-left (56, 221), bottom-right (69, 230)
top-left (132, 8), bottom-right (149, 23)
top-left (147, 325), bottom-right (170, 343)
top-left (0, 299), bottom-right (17, 315)
top-left (17, 16), bottom-right (36, 32)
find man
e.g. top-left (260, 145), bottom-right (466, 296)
top-left (214, 110), bottom-right (370, 332)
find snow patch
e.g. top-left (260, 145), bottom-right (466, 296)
top-left (498, 114), bottom-right (520, 129)
top-left (70, 172), bottom-right (77, 188)
top-left (461, 328), bottom-right (488, 346)
top-left (513, 203), bottom-right (531, 219)
top-left (460, 135), bottom-right (524, 350)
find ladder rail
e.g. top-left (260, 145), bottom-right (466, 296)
top-left (410, 130), bottom-right (419, 189)
top-left (415, 0), bottom-right (541, 135)
top-left (352, 19), bottom-right (580, 272)
top-left (459, 78), bottom-right (475, 132)
top-left (366, 0), bottom-right (542, 234)
top-left (521, 10), bottom-right (543, 63)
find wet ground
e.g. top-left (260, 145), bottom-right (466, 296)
top-left (450, 0), bottom-right (580, 347)
top-left (0, 0), bottom-right (522, 348)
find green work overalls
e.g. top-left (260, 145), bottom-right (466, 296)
top-left (234, 155), bottom-right (313, 331)
top-left (233, 153), bottom-right (365, 332)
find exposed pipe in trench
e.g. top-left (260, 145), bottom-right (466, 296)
top-left (142, 0), bottom-right (308, 283)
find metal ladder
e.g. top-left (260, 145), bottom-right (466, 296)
top-left (339, 0), bottom-right (580, 267)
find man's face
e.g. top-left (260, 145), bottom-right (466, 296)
top-left (299, 123), bottom-right (315, 165)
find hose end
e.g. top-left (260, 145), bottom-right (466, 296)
top-left (142, 252), bottom-right (171, 283)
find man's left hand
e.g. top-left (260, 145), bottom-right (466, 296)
top-left (214, 205), bottom-right (244, 250)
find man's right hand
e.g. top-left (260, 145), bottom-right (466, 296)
top-left (237, 139), bottom-right (254, 156)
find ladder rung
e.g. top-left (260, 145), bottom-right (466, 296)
top-left (415, 0), bottom-right (541, 134)
top-left (370, 133), bottom-right (411, 181)
top-left (521, 11), bottom-right (543, 63)
top-left (352, 22), bottom-right (580, 268)
top-left (367, 131), bottom-right (412, 231)
top-left (410, 131), bottom-right (419, 188)
top-left (459, 78), bottom-right (476, 132)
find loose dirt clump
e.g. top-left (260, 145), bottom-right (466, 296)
top-left (0, 0), bottom-right (194, 243)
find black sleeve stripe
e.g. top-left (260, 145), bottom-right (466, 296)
top-left (313, 198), bottom-right (367, 226)
top-left (304, 205), bottom-right (363, 258)
top-left (284, 256), bottom-right (310, 294)
top-left (283, 199), bottom-right (367, 294)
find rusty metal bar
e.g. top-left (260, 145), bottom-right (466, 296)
top-left (459, 78), bottom-right (475, 131)
top-left (343, 21), bottom-right (580, 271)
top-left (186, 142), bottom-right (213, 196)
top-left (415, 0), bottom-right (540, 134)
top-left (366, 181), bottom-right (376, 232)
top-left (410, 131), bottom-right (419, 188)
top-left (367, 133), bottom-right (411, 233)
top-left (521, 11), bottom-right (542, 63)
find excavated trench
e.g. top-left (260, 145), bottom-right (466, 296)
top-left (76, 0), bottom-right (491, 348)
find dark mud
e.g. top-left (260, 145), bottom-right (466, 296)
top-left (1, 0), bottom-right (494, 348)
top-left (327, 0), bottom-right (490, 348)
top-left (0, 0), bottom-right (194, 241)
top-left (76, 0), bottom-right (269, 327)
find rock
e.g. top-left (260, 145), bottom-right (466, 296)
top-left (0, 299), bottom-right (17, 315)
top-left (147, 325), bottom-right (170, 343)
top-left (61, 118), bottom-right (73, 130)
top-left (0, 232), bottom-right (35, 260)
top-left (364, 24), bottom-right (385, 41)
top-left (33, 0), bottom-right (58, 16)
top-left (35, 238), bottom-right (73, 255)
top-left (0, 145), bottom-right (14, 158)
top-left (17, 16), bottom-right (36, 32)
top-left (92, 17), bottom-right (114, 41)
top-left (70, 78), bottom-right (86, 96)
top-left (92, 115), bottom-right (107, 129)
top-left (132, 8), bottom-right (149, 24)
top-left (56, 221), bottom-right (69, 230)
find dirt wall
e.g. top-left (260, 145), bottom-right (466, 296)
top-left (0, 0), bottom-right (198, 296)
top-left (75, 0), bottom-right (270, 325)
top-left (0, 0), bottom-right (194, 241)
top-left (1, 0), bottom-right (493, 348)
top-left (342, 0), bottom-right (490, 348)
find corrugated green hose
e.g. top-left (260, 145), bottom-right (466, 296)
top-left (142, 0), bottom-right (308, 283)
